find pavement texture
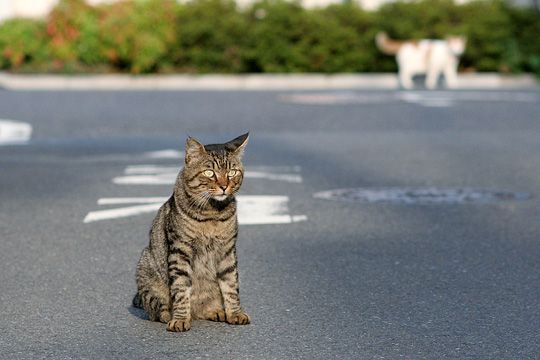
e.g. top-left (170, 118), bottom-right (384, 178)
top-left (0, 89), bottom-right (539, 359)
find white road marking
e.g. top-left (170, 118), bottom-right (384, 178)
top-left (143, 149), bottom-right (184, 159)
top-left (84, 203), bottom-right (162, 223)
top-left (84, 195), bottom-right (307, 224)
top-left (245, 171), bottom-right (302, 183)
top-left (281, 91), bottom-right (539, 108)
top-left (291, 215), bottom-right (308, 222)
top-left (98, 197), bottom-right (167, 205)
top-left (113, 174), bottom-right (175, 185)
top-left (114, 165), bottom-right (303, 184)
top-left (125, 165), bottom-right (302, 174)
top-left (400, 93), bottom-right (454, 107)
top-left (125, 165), bottom-right (178, 174)
top-left (0, 119), bottom-right (32, 145)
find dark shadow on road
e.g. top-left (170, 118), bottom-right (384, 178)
top-left (128, 305), bottom-right (149, 321)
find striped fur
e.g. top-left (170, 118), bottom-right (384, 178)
top-left (134, 133), bottom-right (250, 332)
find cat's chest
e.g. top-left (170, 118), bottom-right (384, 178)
top-left (186, 217), bottom-right (235, 248)
top-left (191, 223), bottom-right (232, 271)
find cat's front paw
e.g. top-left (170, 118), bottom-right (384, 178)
top-left (167, 318), bottom-right (191, 332)
top-left (226, 311), bottom-right (250, 325)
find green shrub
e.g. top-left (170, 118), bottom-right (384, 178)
top-left (508, 6), bottom-right (540, 75)
top-left (459, 1), bottom-right (515, 72)
top-left (296, 6), bottom-right (370, 72)
top-left (0, 0), bottom-right (538, 74)
top-left (46, 0), bottom-right (103, 68)
top-left (376, 0), bottom-right (465, 39)
top-left (97, 0), bottom-right (177, 73)
top-left (174, 0), bottom-right (248, 73)
top-left (244, 0), bottom-right (372, 73)
top-left (243, 0), bottom-right (311, 72)
top-left (0, 19), bottom-right (49, 69)
top-left (321, 4), bottom-right (381, 72)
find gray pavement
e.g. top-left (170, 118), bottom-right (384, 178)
top-left (0, 89), bottom-right (539, 359)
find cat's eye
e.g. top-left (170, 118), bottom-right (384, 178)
top-left (227, 170), bottom-right (238, 177)
top-left (203, 170), bottom-right (215, 177)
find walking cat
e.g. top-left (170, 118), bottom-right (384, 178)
top-left (133, 133), bottom-right (250, 332)
top-left (376, 32), bottom-right (466, 89)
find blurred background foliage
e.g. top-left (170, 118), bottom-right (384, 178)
top-left (0, 0), bottom-right (538, 75)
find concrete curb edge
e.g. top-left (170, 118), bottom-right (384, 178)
top-left (0, 72), bottom-right (537, 90)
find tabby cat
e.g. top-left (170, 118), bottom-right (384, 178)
top-left (133, 133), bottom-right (250, 332)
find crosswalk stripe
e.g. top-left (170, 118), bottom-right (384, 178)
top-left (0, 119), bottom-right (32, 145)
top-left (84, 195), bottom-right (306, 225)
top-left (113, 165), bottom-right (303, 184)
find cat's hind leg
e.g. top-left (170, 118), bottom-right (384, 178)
top-left (425, 66), bottom-right (441, 90)
top-left (137, 282), bottom-right (171, 323)
top-left (443, 60), bottom-right (458, 88)
top-left (399, 68), bottom-right (414, 90)
top-left (136, 248), bottom-right (171, 323)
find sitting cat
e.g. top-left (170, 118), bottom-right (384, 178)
top-left (376, 32), bottom-right (466, 89)
top-left (133, 133), bottom-right (250, 332)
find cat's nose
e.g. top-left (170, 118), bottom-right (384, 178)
top-left (219, 185), bottom-right (227, 191)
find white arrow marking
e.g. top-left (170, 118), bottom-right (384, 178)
top-left (84, 195), bottom-right (307, 225)
top-left (0, 119), bottom-right (32, 145)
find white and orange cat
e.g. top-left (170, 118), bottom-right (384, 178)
top-left (376, 32), bottom-right (466, 89)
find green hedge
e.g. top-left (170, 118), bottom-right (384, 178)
top-left (0, 0), bottom-right (538, 74)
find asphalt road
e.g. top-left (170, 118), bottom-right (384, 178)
top-left (1, 89), bottom-right (539, 359)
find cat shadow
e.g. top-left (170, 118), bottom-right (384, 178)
top-left (128, 305), bottom-right (149, 321)
top-left (410, 74), bottom-right (445, 89)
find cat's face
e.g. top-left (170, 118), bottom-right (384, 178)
top-left (447, 36), bottom-right (467, 56)
top-left (182, 133), bottom-right (249, 203)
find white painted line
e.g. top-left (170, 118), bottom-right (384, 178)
top-left (125, 165), bottom-right (179, 174)
top-left (113, 174), bottom-right (176, 185)
top-left (85, 195), bottom-right (307, 225)
top-left (98, 197), bottom-right (168, 205)
top-left (125, 165), bottom-right (302, 174)
top-left (292, 215), bottom-right (308, 222)
top-left (392, 93), bottom-right (453, 107)
top-left (281, 90), bottom-right (539, 108)
top-left (115, 165), bottom-right (303, 184)
top-left (245, 171), bottom-right (302, 183)
top-left (84, 203), bottom-right (162, 223)
top-left (143, 150), bottom-right (184, 159)
top-left (0, 119), bottom-right (32, 145)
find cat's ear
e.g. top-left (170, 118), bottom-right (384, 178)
top-left (226, 132), bottom-right (249, 158)
top-left (185, 136), bottom-right (207, 164)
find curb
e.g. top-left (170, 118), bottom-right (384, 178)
top-left (0, 72), bottom-right (537, 91)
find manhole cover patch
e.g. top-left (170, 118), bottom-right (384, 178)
top-left (313, 187), bottom-right (531, 204)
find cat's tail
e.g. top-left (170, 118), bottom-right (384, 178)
top-left (132, 292), bottom-right (143, 308)
top-left (375, 32), bottom-right (403, 55)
